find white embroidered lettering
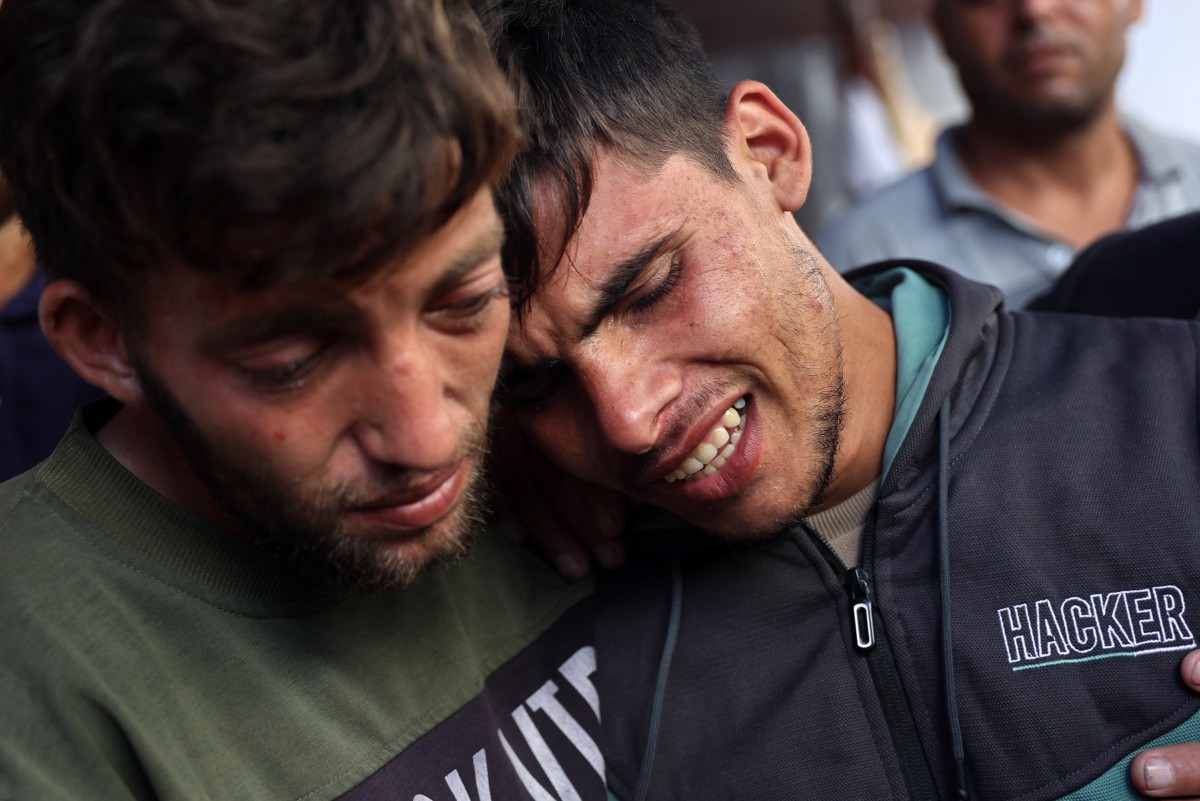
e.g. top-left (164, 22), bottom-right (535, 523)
top-left (498, 730), bottom-right (558, 801)
top-left (444, 749), bottom-right (492, 801)
top-left (998, 604), bottom-right (1038, 664)
top-left (1062, 597), bottom-right (1098, 654)
top-left (1156, 585), bottom-right (1193, 643)
top-left (558, 647), bottom-right (600, 722)
top-left (511, 706), bottom-right (582, 801)
top-left (1000, 584), bottom-right (1196, 672)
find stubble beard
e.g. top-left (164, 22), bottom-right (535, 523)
top-left (135, 360), bottom-right (491, 591)
top-left (641, 248), bottom-right (846, 542)
top-left (778, 254), bottom-right (846, 532)
top-left (961, 30), bottom-right (1119, 142)
top-left (976, 81), bottom-right (1108, 141)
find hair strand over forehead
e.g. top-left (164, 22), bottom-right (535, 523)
top-left (0, 0), bottom-right (519, 325)
top-left (478, 0), bottom-right (736, 319)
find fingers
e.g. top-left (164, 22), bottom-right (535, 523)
top-left (1181, 649), bottom-right (1200, 693)
top-left (1132, 742), bottom-right (1200, 798)
top-left (512, 482), bottom-right (627, 580)
top-left (524, 505), bottom-right (602, 580)
top-left (493, 467), bottom-right (597, 580)
top-left (555, 479), bottom-right (628, 571)
top-left (489, 409), bottom-right (629, 580)
top-left (1129, 649), bottom-right (1200, 798)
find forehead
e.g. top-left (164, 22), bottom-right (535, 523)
top-left (512, 153), bottom-right (688, 348)
top-left (515, 148), bottom-right (751, 362)
top-left (531, 152), bottom-right (690, 289)
top-left (143, 189), bottom-right (503, 340)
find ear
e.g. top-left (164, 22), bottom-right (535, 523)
top-left (39, 279), bottom-right (144, 404)
top-left (724, 80), bottom-right (812, 212)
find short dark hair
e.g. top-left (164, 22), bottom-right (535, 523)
top-left (480, 0), bottom-right (736, 315)
top-left (0, 0), bottom-right (517, 327)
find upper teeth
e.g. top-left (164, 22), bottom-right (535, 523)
top-left (664, 397), bottom-right (746, 484)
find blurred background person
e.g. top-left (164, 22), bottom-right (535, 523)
top-left (814, 0), bottom-right (1200, 308)
top-left (690, 0), bottom-right (961, 230)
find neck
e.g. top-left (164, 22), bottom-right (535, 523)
top-left (956, 104), bottom-right (1139, 247)
top-left (817, 265), bottom-right (897, 513)
top-left (97, 402), bottom-right (250, 535)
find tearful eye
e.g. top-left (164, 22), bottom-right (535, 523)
top-left (450, 285), bottom-right (508, 316)
top-left (628, 257), bottom-right (682, 314)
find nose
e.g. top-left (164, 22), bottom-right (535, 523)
top-left (1014, 0), bottom-right (1059, 22)
top-left (577, 350), bottom-right (681, 455)
top-left (353, 336), bottom-right (462, 471)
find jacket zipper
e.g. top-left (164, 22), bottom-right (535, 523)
top-left (806, 526), bottom-right (939, 800)
top-left (846, 566), bottom-right (938, 801)
top-left (847, 567), bottom-right (876, 650)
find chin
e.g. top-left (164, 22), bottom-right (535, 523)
top-left (674, 502), bottom-right (794, 543)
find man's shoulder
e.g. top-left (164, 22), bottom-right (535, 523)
top-left (985, 312), bottom-right (1200, 441)
top-left (813, 165), bottom-right (946, 271)
top-left (0, 467), bottom-right (97, 600)
top-left (1032, 209), bottom-right (1200, 318)
top-left (1163, 130), bottom-right (1200, 165)
top-left (1005, 309), bottom-right (1200, 366)
top-left (0, 486), bottom-right (601, 800)
top-left (1131, 117), bottom-right (1200, 168)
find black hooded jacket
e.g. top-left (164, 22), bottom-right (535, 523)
top-left (595, 262), bottom-right (1200, 801)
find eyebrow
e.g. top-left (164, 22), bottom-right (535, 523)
top-left (201, 306), bottom-right (360, 356)
top-left (576, 226), bottom-right (680, 342)
top-left (432, 224), bottom-right (505, 295)
top-left (202, 225), bottom-right (506, 355)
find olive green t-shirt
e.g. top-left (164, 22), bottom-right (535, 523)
top-left (0, 401), bottom-right (603, 801)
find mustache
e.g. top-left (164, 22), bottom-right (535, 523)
top-left (330, 419), bottom-right (489, 507)
top-left (1007, 26), bottom-right (1083, 61)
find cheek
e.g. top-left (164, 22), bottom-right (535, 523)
top-left (438, 313), bottom-right (511, 406)
top-left (674, 269), bottom-right (768, 355)
top-left (179, 377), bottom-right (347, 476)
top-left (477, 308), bottom-right (512, 376)
top-left (219, 405), bottom-right (334, 463)
top-left (953, 16), bottom-right (1005, 64)
top-left (478, 325), bottom-right (511, 389)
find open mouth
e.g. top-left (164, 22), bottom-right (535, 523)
top-left (663, 396), bottom-right (746, 484)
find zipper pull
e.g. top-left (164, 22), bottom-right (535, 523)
top-left (846, 567), bottom-right (876, 652)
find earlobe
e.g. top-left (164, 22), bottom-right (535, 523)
top-left (39, 280), bottom-right (144, 403)
top-left (724, 81), bottom-right (813, 212)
